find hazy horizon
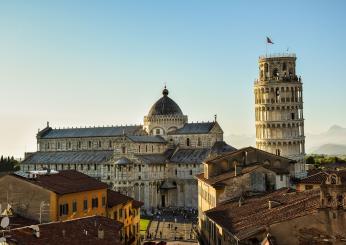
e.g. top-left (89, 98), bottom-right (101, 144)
top-left (1, 1), bottom-right (346, 157)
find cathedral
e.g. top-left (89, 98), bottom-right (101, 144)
top-left (21, 87), bottom-right (235, 211)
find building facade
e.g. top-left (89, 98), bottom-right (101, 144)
top-left (0, 170), bottom-right (143, 245)
top-left (21, 87), bottom-right (234, 211)
top-left (199, 171), bottom-right (346, 245)
top-left (195, 146), bottom-right (295, 244)
top-left (254, 53), bottom-right (306, 178)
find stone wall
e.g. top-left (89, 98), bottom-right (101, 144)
top-left (0, 175), bottom-right (52, 222)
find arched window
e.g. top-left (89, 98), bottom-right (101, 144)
top-left (331, 175), bottom-right (337, 185)
top-left (272, 68), bottom-right (279, 77)
top-left (186, 138), bottom-right (190, 146)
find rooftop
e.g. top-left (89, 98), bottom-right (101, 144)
top-left (168, 122), bottom-right (217, 135)
top-left (22, 150), bottom-right (113, 165)
top-left (3, 216), bottom-right (123, 245)
top-left (147, 87), bottom-right (184, 117)
top-left (12, 170), bottom-right (108, 195)
top-left (205, 188), bottom-right (320, 241)
top-left (298, 171), bottom-right (328, 185)
top-left (38, 125), bottom-right (146, 139)
top-left (107, 189), bottom-right (133, 208)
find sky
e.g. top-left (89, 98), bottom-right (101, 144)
top-left (0, 0), bottom-right (346, 157)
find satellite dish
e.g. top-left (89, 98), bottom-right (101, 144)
top-left (0, 216), bottom-right (9, 229)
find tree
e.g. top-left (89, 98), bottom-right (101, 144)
top-left (306, 156), bottom-right (315, 165)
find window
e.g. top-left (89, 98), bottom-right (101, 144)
top-left (77, 141), bottom-right (81, 149)
top-left (88, 141), bottom-right (92, 148)
top-left (83, 199), bottom-right (88, 210)
top-left (109, 140), bottom-right (112, 148)
top-left (197, 138), bottom-right (202, 147)
top-left (87, 165), bottom-right (90, 171)
top-left (47, 143), bottom-right (50, 149)
top-left (92, 198), bottom-right (98, 208)
top-left (291, 113), bottom-right (295, 120)
top-left (98, 141), bottom-right (102, 148)
top-left (175, 169), bottom-right (177, 175)
top-left (190, 170), bottom-right (193, 175)
top-left (282, 62), bottom-right (287, 71)
top-left (114, 211), bottom-right (118, 220)
top-left (59, 203), bottom-right (69, 216)
top-left (94, 164), bottom-right (97, 171)
top-left (186, 138), bottom-right (190, 146)
top-left (156, 129), bottom-right (160, 134)
top-left (138, 145), bottom-right (141, 153)
top-left (57, 142), bottom-right (61, 149)
top-left (122, 146), bottom-right (126, 154)
top-left (72, 201), bottom-right (77, 212)
top-left (280, 175), bottom-right (283, 181)
top-left (107, 165), bottom-right (110, 171)
top-left (305, 185), bottom-right (313, 190)
top-left (68, 142), bottom-right (71, 149)
top-left (145, 145), bottom-right (148, 152)
top-left (102, 196), bottom-right (106, 207)
top-left (138, 165), bottom-right (141, 172)
top-left (152, 145), bottom-right (154, 152)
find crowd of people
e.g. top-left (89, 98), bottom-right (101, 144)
top-left (154, 207), bottom-right (198, 222)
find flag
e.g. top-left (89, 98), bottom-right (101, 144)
top-left (266, 37), bottom-right (274, 44)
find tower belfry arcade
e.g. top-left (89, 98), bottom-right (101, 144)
top-left (254, 53), bottom-right (306, 177)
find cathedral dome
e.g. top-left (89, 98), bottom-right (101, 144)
top-left (147, 87), bottom-right (183, 117)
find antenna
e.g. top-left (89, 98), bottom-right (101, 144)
top-left (0, 216), bottom-right (9, 229)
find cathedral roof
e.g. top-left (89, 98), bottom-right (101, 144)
top-left (38, 125), bottom-right (145, 139)
top-left (127, 135), bottom-right (166, 143)
top-left (147, 87), bottom-right (183, 117)
top-left (22, 151), bottom-right (113, 165)
top-left (168, 122), bottom-right (217, 135)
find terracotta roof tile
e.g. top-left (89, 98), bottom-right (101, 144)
top-left (12, 170), bottom-right (108, 195)
top-left (205, 188), bottom-right (320, 241)
top-left (4, 216), bottom-right (123, 245)
top-left (107, 189), bottom-right (133, 208)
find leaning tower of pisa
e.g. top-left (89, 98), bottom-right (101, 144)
top-left (254, 53), bottom-right (306, 178)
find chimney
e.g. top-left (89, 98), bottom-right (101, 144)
top-left (98, 229), bottom-right (104, 240)
top-left (235, 164), bottom-right (242, 176)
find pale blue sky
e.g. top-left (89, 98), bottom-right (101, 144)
top-left (0, 1), bottom-right (345, 157)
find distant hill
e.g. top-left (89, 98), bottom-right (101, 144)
top-left (225, 125), bottom-right (346, 155)
top-left (307, 125), bottom-right (346, 154)
top-left (310, 144), bottom-right (346, 155)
